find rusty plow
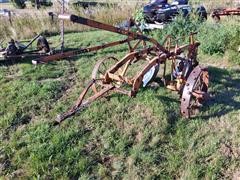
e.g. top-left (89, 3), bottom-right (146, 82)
top-left (34, 14), bottom-right (211, 123)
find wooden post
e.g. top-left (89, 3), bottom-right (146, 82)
top-left (8, 11), bottom-right (12, 25)
top-left (61, 0), bottom-right (65, 52)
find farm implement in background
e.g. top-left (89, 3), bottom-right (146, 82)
top-left (36, 13), bottom-right (209, 123)
top-left (0, 34), bottom-right (50, 63)
top-left (143, 0), bottom-right (207, 24)
top-left (0, 0), bottom-right (65, 65)
top-left (211, 7), bottom-right (240, 21)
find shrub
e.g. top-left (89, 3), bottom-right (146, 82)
top-left (226, 23), bottom-right (240, 64)
top-left (134, 8), bottom-right (145, 24)
top-left (198, 20), bottom-right (240, 59)
top-left (11, 0), bottom-right (26, 9)
top-left (198, 24), bottom-right (227, 55)
top-left (150, 14), bottom-right (240, 65)
top-left (198, 23), bottom-right (230, 55)
top-left (29, 0), bottom-right (53, 7)
top-left (150, 13), bottom-right (203, 43)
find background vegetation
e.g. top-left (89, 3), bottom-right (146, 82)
top-left (0, 0), bottom-right (240, 179)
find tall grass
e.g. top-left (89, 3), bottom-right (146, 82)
top-left (0, 2), bottom-right (139, 41)
top-left (0, 0), bottom-right (238, 44)
top-left (190, 0), bottom-right (237, 11)
top-left (72, 3), bottom-right (138, 25)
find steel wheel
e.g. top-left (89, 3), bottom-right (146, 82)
top-left (91, 56), bottom-right (119, 94)
top-left (181, 65), bottom-right (209, 118)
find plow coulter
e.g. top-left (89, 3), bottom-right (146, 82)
top-left (37, 14), bottom-right (210, 123)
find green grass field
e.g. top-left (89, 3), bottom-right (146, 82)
top-left (0, 30), bottom-right (240, 179)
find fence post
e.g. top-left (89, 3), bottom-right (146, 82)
top-left (61, 0), bottom-right (65, 52)
top-left (8, 11), bottom-right (12, 25)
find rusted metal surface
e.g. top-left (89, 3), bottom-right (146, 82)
top-left (39, 13), bottom-right (210, 123)
top-left (56, 80), bottom-right (115, 123)
top-left (211, 7), bottom-right (240, 21)
top-left (59, 14), bottom-right (169, 54)
top-left (0, 34), bottom-right (50, 62)
top-left (32, 14), bottom-right (170, 65)
top-left (181, 66), bottom-right (209, 118)
top-left (32, 38), bottom-right (135, 64)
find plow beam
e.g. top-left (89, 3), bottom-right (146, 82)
top-left (32, 38), bottom-right (134, 64)
top-left (58, 14), bottom-right (169, 54)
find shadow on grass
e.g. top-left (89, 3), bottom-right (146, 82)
top-left (201, 66), bottom-right (240, 119)
top-left (140, 77), bottom-right (181, 134)
top-left (156, 95), bottom-right (180, 135)
top-left (141, 66), bottom-right (240, 133)
top-left (154, 66), bottom-right (240, 123)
